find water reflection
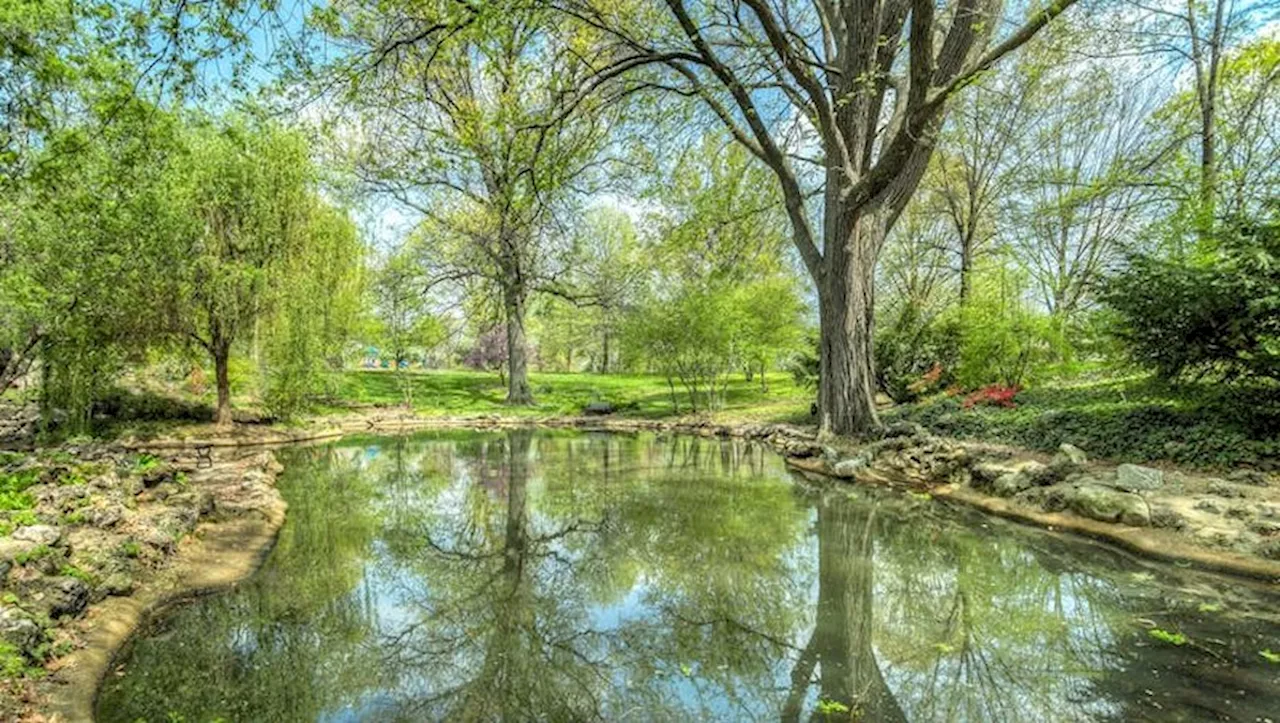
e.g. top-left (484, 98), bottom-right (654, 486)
top-left (97, 430), bottom-right (1280, 722)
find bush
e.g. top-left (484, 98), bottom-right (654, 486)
top-left (1101, 216), bottom-right (1280, 381)
top-left (874, 302), bottom-right (960, 402)
top-left (954, 266), bottom-right (1061, 389)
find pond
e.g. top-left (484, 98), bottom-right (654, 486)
top-left (96, 430), bottom-right (1280, 722)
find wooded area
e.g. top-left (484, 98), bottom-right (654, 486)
top-left (1, 0), bottom-right (1277, 440)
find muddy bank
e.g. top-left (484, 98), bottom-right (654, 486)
top-left (0, 445), bottom-right (285, 722)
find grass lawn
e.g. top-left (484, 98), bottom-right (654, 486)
top-left (884, 374), bottom-right (1280, 471)
top-left (327, 369), bottom-right (815, 424)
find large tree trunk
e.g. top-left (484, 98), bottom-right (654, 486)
top-left (815, 208), bottom-right (884, 437)
top-left (504, 289), bottom-right (534, 405)
top-left (212, 337), bottom-right (233, 428)
top-left (600, 330), bottom-right (610, 374)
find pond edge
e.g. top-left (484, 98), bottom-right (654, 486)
top-left (49, 474), bottom-right (287, 722)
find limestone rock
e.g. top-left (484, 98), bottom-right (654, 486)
top-left (970, 461), bottom-right (1015, 488)
top-left (993, 471), bottom-right (1034, 497)
top-left (1113, 464), bottom-right (1163, 492)
top-left (882, 421), bottom-right (925, 439)
top-left (12, 525), bottom-right (61, 547)
top-left (0, 606), bottom-right (44, 655)
top-left (98, 571), bottom-right (134, 597)
top-left (831, 455), bottom-right (870, 478)
top-left (1205, 480), bottom-right (1245, 498)
top-left (1053, 443), bottom-right (1088, 466)
top-left (1227, 469), bottom-right (1269, 487)
top-left (44, 576), bottom-right (89, 618)
top-left (89, 504), bottom-right (125, 528)
top-left (0, 537), bottom-right (43, 563)
top-left (1070, 484), bottom-right (1150, 526)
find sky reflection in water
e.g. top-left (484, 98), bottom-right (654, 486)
top-left (97, 430), bottom-right (1280, 722)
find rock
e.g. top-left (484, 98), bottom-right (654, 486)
top-left (1053, 443), bottom-right (1088, 466)
top-left (831, 456), bottom-right (869, 478)
top-left (1032, 459), bottom-right (1079, 486)
top-left (1149, 504), bottom-right (1188, 530)
top-left (969, 461), bottom-right (1016, 488)
top-left (45, 576), bottom-right (89, 618)
top-left (0, 538), bottom-right (42, 563)
top-left (1227, 469), bottom-right (1269, 487)
top-left (1194, 499), bottom-right (1222, 514)
top-left (582, 401), bottom-right (614, 416)
top-left (98, 572), bottom-right (134, 597)
top-left (882, 422), bottom-right (925, 439)
top-left (89, 504), bottom-right (125, 528)
top-left (1015, 483), bottom-right (1071, 512)
top-left (1258, 538), bottom-right (1280, 560)
top-left (1113, 464), bottom-right (1163, 492)
top-left (1247, 520), bottom-right (1280, 536)
top-left (139, 527), bottom-right (175, 553)
top-left (1225, 504), bottom-right (1254, 520)
top-left (993, 471), bottom-right (1034, 497)
top-left (1205, 480), bottom-right (1245, 498)
top-left (12, 525), bottom-right (61, 547)
top-left (1069, 484), bottom-right (1150, 526)
top-left (0, 606), bottom-right (44, 655)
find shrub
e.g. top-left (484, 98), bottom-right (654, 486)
top-left (874, 302), bottom-right (960, 402)
top-left (962, 384), bottom-right (1021, 409)
top-left (1101, 216), bottom-right (1280, 381)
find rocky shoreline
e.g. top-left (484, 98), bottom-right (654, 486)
top-left (1, 410), bottom-right (1276, 720)
top-left (121, 409), bottom-right (1280, 581)
top-left (0, 445), bottom-right (285, 722)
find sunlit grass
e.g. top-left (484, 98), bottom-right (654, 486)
top-left (325, 369), bottom-right (814, 423)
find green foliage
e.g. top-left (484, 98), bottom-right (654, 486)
top-left (875, 302), bottom-right (960, 402)
top-left (886, 375), bottom-right (1280, 469)
top-left (1260, 649), bottom-right (1280, 664)
top-left (1147, 628), bottom-right (1188, 646)
top-left (331, 369), bottom-right (810, 422)
top-left (263, 202), bottom-right (368, 418)
top-left (954, 260), bottom-right (1061, 389)
top-left (1102, 216), bottom-right (1280, 382)
top-left (59, 563), bottom-right (93, 582)
top-left (14, 545), bottom-right (53, 565)
top-left (816, 698), bottom-right (852, 719)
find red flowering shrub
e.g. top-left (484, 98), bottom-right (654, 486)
top-left (961, 384), bottom-right (1021, 409)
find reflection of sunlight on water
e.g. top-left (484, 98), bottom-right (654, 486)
top-left (99, 431), bottom-right (1280, 723)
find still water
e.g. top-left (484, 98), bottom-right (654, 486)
top-left (97, 430), bottom-right (1280, 722)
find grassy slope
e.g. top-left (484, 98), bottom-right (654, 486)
top-left (327, 369), bottom-right (815, 424)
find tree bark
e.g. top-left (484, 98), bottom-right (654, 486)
top-left (504, 288), bottom-right (534, 405)
top-left (212, 337), bottom-right (233, 428)
top-left (958, 227), bottom-right (975, 303)
top-left (600, 330), bottom-right (610, 374)
top-left (815, 208), bottom-right (884, 437)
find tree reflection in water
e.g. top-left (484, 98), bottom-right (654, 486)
top-left (98, 430), bottom-right (1280, 723)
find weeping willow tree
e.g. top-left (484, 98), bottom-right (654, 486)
top-left (161, 116), bottom-right (369, 425)
top-left (261, 201), bottom-right (368, 418)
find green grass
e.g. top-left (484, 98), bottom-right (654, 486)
top-left (885, 374), bottom-right (1280, 470)
top-left (325, 369), bottom-right (813, 424)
